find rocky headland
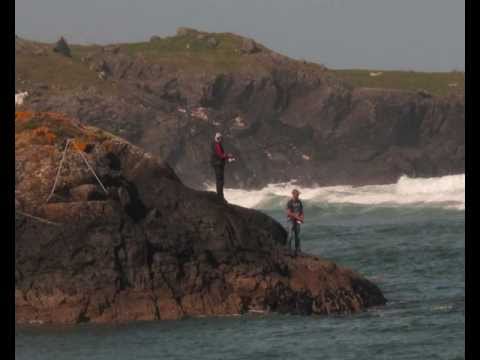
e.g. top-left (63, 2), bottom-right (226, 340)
top-left (15, 28), bottom-right (465, 189)
top-left (15, 111), bottom-right (386, 325)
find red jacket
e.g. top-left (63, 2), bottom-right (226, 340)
top-left (214, 142), bottom-right (227, 160)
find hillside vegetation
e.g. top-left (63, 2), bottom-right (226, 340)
top-left (16, 29), bottom-right (464, 97)
top-left (332, 69), bottom-right (464, 97)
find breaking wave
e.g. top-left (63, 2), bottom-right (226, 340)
top-left (214, 174), bottom-right (465, 210)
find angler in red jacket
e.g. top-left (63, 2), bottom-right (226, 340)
top-left (210, 132), bottom-right (235, 201)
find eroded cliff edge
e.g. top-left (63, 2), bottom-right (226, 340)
top-left (15, 29), bottom-right (464, 189)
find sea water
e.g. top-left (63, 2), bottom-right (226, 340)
top-left (15, 174), bottom-right (465, 360)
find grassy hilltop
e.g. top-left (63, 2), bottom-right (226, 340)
top-left (333, 69), bottom-right (464, 97)
top-left (16, 29), bottom-right (464, 97)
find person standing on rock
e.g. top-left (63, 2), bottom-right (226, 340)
top-left (210, 132), bottom-right (235, 202)
top-left (286, 189), bottom-right (304, 256)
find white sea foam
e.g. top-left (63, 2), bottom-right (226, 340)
top-left (209, 174), bottom-right (465, 210)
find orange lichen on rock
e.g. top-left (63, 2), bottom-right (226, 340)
top-left (72, 139), bottom-right (88, 152)
top-left (15, 111), bottom-right (34, 122)
top-left (17, 112), bottom-right (93, 141)
top-left (42, 112), bottom-right (74, 124)
top-left (32, 126), bottom-right (57, 144)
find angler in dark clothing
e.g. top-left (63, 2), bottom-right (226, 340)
top-left (210, 132), bottom-right (235, 201)
top-left (286, 189), bottom-right (304, 256)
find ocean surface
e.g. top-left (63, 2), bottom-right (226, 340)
top-left (15, 174), bottom-right (465, 360)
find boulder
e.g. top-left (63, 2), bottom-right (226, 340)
top-left (53, 37), bottom-right (71, 57)
top-left (207, 37), bottom-right (219, 48)
top-left (176, 27), bottom-right (198, 36)
top-left (240, 38), bottom-right (260, 54)
top-left (417, 89), bottom-right (432, 98)
top-left (104, 46), bottom-right (120, 54)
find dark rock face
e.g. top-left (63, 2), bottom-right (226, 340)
top-left (17, 33), bottom-right (464, 190)
top-left (15, 112), bottom-right (386, 325)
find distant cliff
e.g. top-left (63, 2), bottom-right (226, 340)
top-left (16, 29), bottom-right (464, 189)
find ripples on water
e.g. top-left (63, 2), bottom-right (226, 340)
top-left (16, 179), bottom-right (465, 360)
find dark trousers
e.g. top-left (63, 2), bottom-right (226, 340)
top-left (288, 220), bottom-right (301, 254)
top-left (213, 164), bottom-right (225, 200)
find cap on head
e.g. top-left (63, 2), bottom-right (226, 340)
top-left (214, 132), bottom-right (223, 142)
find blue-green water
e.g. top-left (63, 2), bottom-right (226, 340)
top-left (16, 201), bottom-right (465, 360)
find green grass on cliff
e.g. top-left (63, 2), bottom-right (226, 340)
top-left (117, 30), bottom-right (266, 73)
top-left (332, 69), bottom-right (464, 97)
top-left (15, 30), bottom-right (270, 93)
top-left (16, 32), bottom-right (465, 97)
top-left (16, 50), bottom-right (118, 95)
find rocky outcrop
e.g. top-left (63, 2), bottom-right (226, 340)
top-left (15, 112), bottom-right (386, 325)
top-left (53, 37), bottom-right (71, 57)
top-left (240, 38), bottom-right (261, 54)
top-left (15, 31), bottom-right (464, 189)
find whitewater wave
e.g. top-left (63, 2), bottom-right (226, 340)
top-left (211, 174), bottom-right (465, 210)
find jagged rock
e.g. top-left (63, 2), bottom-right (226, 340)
top-left (176, 27), bottom-right (197, 36)
top-left (70, 184), bottom-right (105, 201)
top-left (417, 89), bottom-right (432, 98)
top-left (33, 49), bottom-right (46, 56)
top-left (240, 38), bottom-right (260, 54)
top-left (53, 37), bottom-right (71, 57)
top-left (117, 186), bottom-right (131, 207)
top-left (15, 112), bottom-right (386, 324)
top-left (98, 60), bottom-right (111, 74)
top-left (207, 37), bottom-right (219, 48)
top-left (104, 46), bottom-right (120, 54)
